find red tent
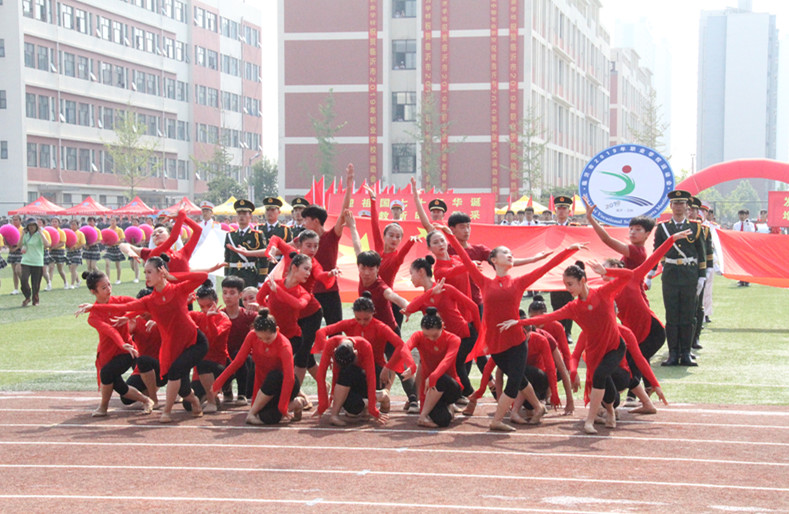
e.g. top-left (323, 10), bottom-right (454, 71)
top-left (163, 196), bottom-right (201, 216)
top-left (60, 196), bottom-right (112, 216)
top-left (113, 196), bottom-right (156, 217)
top-left (8, 196), bottom-right (65, 216)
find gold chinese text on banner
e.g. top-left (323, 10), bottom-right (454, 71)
top-left (439, 0), bottom-right (450, 191)
top-left (368, 1), bottom-right (378, 183)
top-left (490, 0), bottom-right (499, 198)
top-left (508, 0), bottom-right (520, 197)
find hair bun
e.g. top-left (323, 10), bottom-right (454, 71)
top-left (258, 308), bottom-right (270, 317)
top-left (574, 260), bottom-right (585, 270)
top-left (81, 271), bottom-right (89, 280)
top-left (425, 306), bottom-right (439, 316)
top-left (289, 251), bottom-right (298, 259)
top-left (519, 309), bottom-right (527, 319)
top-left (202, 279), bottom-right (213, 288)
top-left (533, 294), bottom-right (544, 302)
top-left (361, 291), bottom-right (373, 299)
top-left (425, 255), bottom-right (435, 265)
top-left (160, 253), bottom-right (170, 262)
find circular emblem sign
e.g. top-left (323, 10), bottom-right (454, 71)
top-left (579, 144), bottom-right (674, 226)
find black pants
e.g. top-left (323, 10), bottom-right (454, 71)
top-left (257, 370), bottom-right (301, 425)
top-left (336, 364), bottom-right (380, 415)
top-left (627, 317), bottom-right (665, 389)
top-left (100, 353), bottom-right (135, 396)
top-left (315, 291), bottom-right (343, 325)
top-left (592, 339), bottom-right (626, 390)
top-left (385, 342), bottom-right (416, 402)
top-left (390, 301), bottom-right (404, 330)
top-left (491, 341), bottom-right (529, 398)
top-left (523, 366), bottom-right (548, 409)
top-left (166, 331), bottom-right (208, 398)
top-left (428, 375), bottom-right (462, 427)
top-left (121, 357), bottom-right (166, 405)
top-left (550, 290), bottom-right (574, 337)
top-left (226, 349), bottom-right (253, 399)
top-left (296, 308), bottom-right (323, 369)
top-left (20, 264), bottom-right (43, 301)
top-left (605, 367), bottom-right (631, 405)
top-left (456, 329), bottom-right (477, 396)
top-left (191, 360), bottom-right (226, 399)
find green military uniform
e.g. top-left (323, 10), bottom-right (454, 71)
top-left (289, 196), bottom-right (310, 239)
top-left (258, 197), bottom-right (292, 274)
top-left (224, 199), bottom-right (266, 287)
top-left (653, 190), bottom-right (707, 366)
top-left (689, 197), bottom-right (714, 351)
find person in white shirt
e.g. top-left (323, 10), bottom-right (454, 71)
top-left (755, 209), bottom-right (770, 234)
top-left (520, 206), bottom-right (540, 226)
top-left (501, 210), bottom-right (515, 225)
top-left (732, 209), bottom-right (755, 286)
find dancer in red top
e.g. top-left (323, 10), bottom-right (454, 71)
top-left (121, 211), bottom-right (203, 274)
top-left (314, 293), bottom-right (415, 413)
top-left (208, 309), bottom-right (303, 425)
top-left (585, 201), bottom-right (656, 272)
top-left (220, 276), bottom-right (257, 405)
top-left (189, 281), bottom-right (231, 412)
top-left (500, 260), bottom-right (633, 434)
top-left (314, 336), bottom-right (390, 426)
top-left (405, 255), bottom-right (481, 399)
top-left (119, 287), bottom-right (165, 409)
top-left (82, 270), bottom-right (154, 417)
top-left (77, 256), bottom-right (225, 422)
top-left (440, 224), bottom-right (584, 431)
top-left (526, 299), bottom-right (575, 414)
top-left (406, 307), bottom-right (463, 428)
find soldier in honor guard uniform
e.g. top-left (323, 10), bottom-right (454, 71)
top-left (550, 195), bottom-right (578, 342)
top-left (689, 196), bottom-right (713, 351)
top-left (428, 198), bottom-right (448, 223)
top-left (289, 197), bottom-right (310, 238)
top-left (652, 190), bottom-right (707, 367)
top-left (259, 196), bottom-right (293, 273)
top-left (224, 199), bottom-right (265, 287)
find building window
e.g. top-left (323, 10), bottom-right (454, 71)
top-left (25, 93), bottom-right (36, 116)
top-left (0, 90), bottom-right (7, 110)
top-left (77, 56), bottom-right (90, 80)
top-left (60, 4), bottom-right (73, 29)
top-left (63, 100), bottom-right (76, 124)
top-left (392, 40), bottom-right (416, 70)
top-left (1, 141), bottom-right (8, 159)
top-left (0, 39), bottom-right (5, 58)
top-left (37, 46), bottom-right (49, 71)
top-left (27, 143), bottom-right (38, 167)
top-left (78, 149), bottom-right (91, 171)
top-left (102, 107), bottom-right (114, 130)
top-left (23, 0), bottom-right (33, 18)
top-left (392, 92), bottom-right (416, 122)
top-left (77, 103), bottom-right (91, 126)
top-left (62, 52), bottom-right (75, 77)
top-left (39, 144), bottom-right (52, 168)
top-left (392, 143), bottom-right (416, 173)
top-left (392, 0), bottom-right (416, 17)
top-left (38, 95), bottom-right (50, 120)
top-left (34, 0), bottom-right (50, 22)
top-left (74, 8), bottom-right (88, 34)
top-left (24, 43), bottom-right (35, 68)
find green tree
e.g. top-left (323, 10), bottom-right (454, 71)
top-left (194, 147), bottom-right (245, 204)
top-left (515, 106), bottom-right (551, 198)
top-left (104, 109), bottom-right (160, 198)
top-left (310, 89), bottom-right (347, 179)
top-left (725, 180), bottom-right (761, 222)
top-left (249, 156), bottom-right (279, 201)
top-left (697, 186), bottom-right (728, 221)
top-left (407, 92), bottom-right (455, 190)
top-left (629, 89), bottom-right (670, 157)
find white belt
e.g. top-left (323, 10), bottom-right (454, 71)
top-left (226, 262), bottom-right (257, 270)
top-left (664, 257), bottom-right (697, 266)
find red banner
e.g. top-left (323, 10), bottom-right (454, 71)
top-left (508, 0), bottom-right (520, 198)
top-left (716, 230), bottom-right (789, 287)
top-left (327, 191), bottom-right (496, 224)
top-left (490, 0), bottom-right (500, 198)
top-left (439, 0), bottom-right (450, 191)
top-left (368, 0), bottom-right (378, 183)
top-left (422, 0), bottom-right (434, 188)
top-left (768, 190), bottom-right (789, 228)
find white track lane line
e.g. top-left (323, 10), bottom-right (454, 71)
top-left (1, 439), bottom-right (785, 468)
top-left (0, 465), bottom-right (787, 494)
top-left (1, 421), bottom-right (787, 448)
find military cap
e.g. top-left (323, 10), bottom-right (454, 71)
top-left (199, 200), bottom-right (214, 210)
top-left (700, 203), bottom-right (710, 212)
top-left (428, 199), bottom-right (448, 212)
top-left (291, 197), bottom-right (310, 208)
top-left (689, 197), bottom-right (702, 209)
top-left (262, 197), bottom-right (283, 208)
top-left (234, 199), bottom-right (255, 212)
top-left (390, 200), bottom-right (404, 209)
top-left (554, 195), bottom-right (573, 207)
top-left (667, 190), bottom-right (691, 202)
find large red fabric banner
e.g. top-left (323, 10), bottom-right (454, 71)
top-left (715, 230), bottom-right (789, 288)
top-left (327, 192), bottom-right (496, 224)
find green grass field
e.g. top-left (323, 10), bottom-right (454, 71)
top-left (1, 261), bottom-right (787, 404)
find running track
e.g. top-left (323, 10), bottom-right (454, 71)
top-left (1, 392), bottom-right (787, 513)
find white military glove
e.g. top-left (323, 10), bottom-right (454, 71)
top-left (696, 277), bottom-right (706, 296)
top-left (644, 278), bottom-right (652, 290)
top-left (706, 268), bottom-right (713, 280)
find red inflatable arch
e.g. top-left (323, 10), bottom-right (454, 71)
top-left (676, 158), bottom-right (789, 194)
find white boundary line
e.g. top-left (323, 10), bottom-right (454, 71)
top-left (1, 421), bottom-right (786, 448)
top-left (0, 494), bottom-right (597, 513)
top-left (1, 440), bottom-right (785, 468)
top-left (0, 464), bottom-right (788, 494)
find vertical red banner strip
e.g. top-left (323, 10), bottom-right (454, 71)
top-left (423, 0), bottom-right (433, 188)
top-left (508, 0), bottom-right (520, 199)
top-left (490, 0), bottom-right (499, 199)
top-left (439, 0), bottom-right (450, 191)
top-left (368, 1), bottom-right (379, 183)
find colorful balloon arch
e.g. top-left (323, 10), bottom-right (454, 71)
top-left (676, 158), bottom-right (789, 194)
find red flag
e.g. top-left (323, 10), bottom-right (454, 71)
top-left (316, 176), bottom-right (325, 207)
top-left (357, 179), bottom-right (367, 195)
top-left (374, 181), bottom-right (381, 196)
top-left (506, 194), bottom-right (512, 211)
top-left (428, 186), bottom-right (436, 195)
top-left (548, 194), bottom-right (555, 212)
top-left (304, 177), bottom-right (316, 204)
top-left (401, 181), bottom-right (413, 195)
top-left (325, 177), bottom-right (336, 208)
top-left (337, 177), bottom-right (344, 196)
top-left (527, 196), bottom-right (533, 208)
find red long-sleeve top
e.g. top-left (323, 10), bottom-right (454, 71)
top-left (446, 230), bottom-right (579, 357)
top-left (522, 268), bottom-right (633, 393)
top-left (433, 255), bottom-right (472, 298)
top-left (316, 336), bottom-right (380, 418)
top-left (256, 279), bottom-right (311, 339)
top-left (211, 330), bottom-right (295, 415)
top-left (222, 307), bottom-right (257, 355)
top-left (369, 199), bottom-right (416, 287)
top-left (140, 212), bottom-right (202, 273)
top-left (538, 321), bottom-right (571, 367)
top-left (130, 316), bottom-right (161, 359)
top-left (266, 236), bottom-right (336, 296)
top-left (472, 330), bottom-right (560, 406)
top-left (88, 295), bottom-right (137, 386)
top-left (407, 330), bottom-right (461, 407)
top-left (189, 311), bottom-right (231, 364)
top-left (404, 283), bottom-right (481, 339)
top-left (313, 318), bottom-right (414, 374)
top-left (358, 276), bottom-right (398, 331)
top-left (89, 272), bottom-right (208, 378)
top-left (616, 236), bottom-right (675, 342)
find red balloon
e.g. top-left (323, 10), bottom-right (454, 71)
top-left (0, 224), bottom-right (21, 247)
top-left (44, 226), bottom-right (60, 246)
top-left (62, 228), bottom-right (78, 247)
top-left (220, 223), bottom-right (231, 231)
top-left (79, 225), bottom-right (98, 245)
top-left (229, 223), bottom-right (239, 231)
top-left (124, 226), bottom-right (144, 244)
top-left (101, 228), bottom-right (119, 246)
